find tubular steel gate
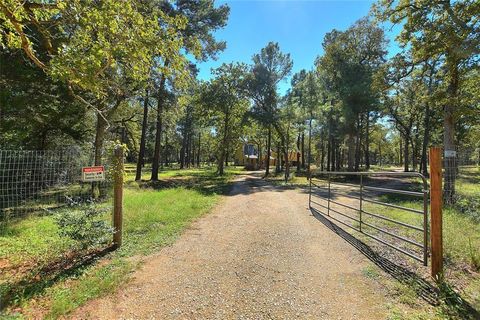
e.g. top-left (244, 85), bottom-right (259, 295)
top-left (308, 171), bottom-right (429, 266)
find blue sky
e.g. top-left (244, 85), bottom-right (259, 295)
top-left (197, 0), bottom-right (400, 94)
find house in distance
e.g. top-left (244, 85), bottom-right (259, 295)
top-left (234, 142), bottom-right (301, 170)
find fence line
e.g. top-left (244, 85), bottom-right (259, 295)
top-left (0, 148), bottom-right (110, 223)
top-left (442, 147), bottom-right (479, 204)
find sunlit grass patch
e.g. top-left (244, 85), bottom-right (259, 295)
top-left (359, 168), bottom-right (480, 318)
top-left (1, 166), bottom-right (241, 319)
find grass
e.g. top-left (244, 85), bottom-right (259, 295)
top-left (360, 172), bottom-right (480, 272)
top-left (307, 164), bottom-right (479, 318)
top-left (456, 166), bottom-right (480, 198)
top-left (362, 261), bottom-right (479, 320)
top-left (264, 170), bottom-right (309, 186)
top-left (356, 166), bottom-right (480, 319)
top-left (2, 163), bottom-right (478, 318)
top-left (0, 216), bottom-right (71, 268)
top-left (0, 166), bottom-right (243, 319)
top-left (269, 165), bottom-right (479, 318)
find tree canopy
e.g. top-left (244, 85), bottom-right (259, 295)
top-left (1, 0), bottom-right (479, 201)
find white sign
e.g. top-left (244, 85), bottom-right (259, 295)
top-left (444, 150), bottom-right (457, 158)
top-left (82, 166), bottom-right (105, 182)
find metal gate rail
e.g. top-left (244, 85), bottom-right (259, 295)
top-left (308, 171), bottom-right (429, 266)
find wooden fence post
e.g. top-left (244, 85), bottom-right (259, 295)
top-left (429, 146), bottom-right (443, 280)
top-left (113, 145), bottom-right (124, 248)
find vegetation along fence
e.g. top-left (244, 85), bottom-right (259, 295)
top-left (0, 148), bottom-right (110, 224)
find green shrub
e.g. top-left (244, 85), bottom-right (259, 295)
top-left (55, 204), bottom-right (113, 250)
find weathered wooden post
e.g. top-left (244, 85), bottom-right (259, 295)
top-left (429, 146), bottom-right (443, 280)
top-left (113, 145), bottom-right (124, 248)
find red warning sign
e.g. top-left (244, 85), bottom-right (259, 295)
top-left (81, 166), bottom-right (105, 182)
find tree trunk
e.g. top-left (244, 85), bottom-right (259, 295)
top-left (443, 104), bottom-right (456, 203)
top-left (276, 143), bottom-right (281, 173)
top-left (164, 125), bottom-right (169, 167)
top-left (189, 133), bottom-right (193, 167)
top-left (180, 135), bottom-right (186, 169)
top-left (399, 138), bottom-right (403, 166)
top-left (443, 61), bottom-right (458, 204)
top-left (217, 149), bottom-right (225, 175)
top-left (404, 135), bottom-right (409, 172)
top-left (347, 133), bottom-right (355, 171)
top-left (331, 139), bottom-right (336, 171)
top-left (327, 135), bottom-right (331, 172)
top-left (301, 132), bottom-right (305, 169)
top-left (191, 134), bottom-right (195, 168)
top-left (197, 132), bottom-right (201, 167)
top-left (354, 115), bottom-right (362, 171)
top-left (420, 61), bottom-right (437, 176)
top-left (421, 103), bottom-right (431, 176)
top-left (412, 126), bottom-right (420, 172)
top-left (94, 113), bottom-right (107, 167)
top-left (266, 126), bottom-right (271, 176)
top-left (320, 131), bottom-right (325, 171)
top-left (218, 113), bottom-right (230, 175)
top-left (307, 118), bottom-right (312, 177)
top-left (296, 132), bottom-right (301, 172)
top-left (284, 150), bottom-right (289, 183)
top-left (151, 77), bottom-right (166, 181)
top-left (161, 127), bottom-right (165, 169)
top-left (186, 133), bottom-right (191, 168)
top-left (135, 90), bottom-right (149, 181)
top-left (412, 140), bottom-right (417, 172)
top-left (93, 111), bottom-right (108, 198)
top-left (338, 147), bottom-right (343, 170)
top-left (258, 143), bottom-right (262, 169)
top-left (191, 134), bottom-right (195, 167)
top-left (378, 143), bottom-right (382, 167)
top-left (365, 112), bottom-right (370, 171)
top-left (327, 111), bottom-right (332, 172)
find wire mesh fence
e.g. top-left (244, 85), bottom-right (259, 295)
top-left (443, 147), bottom-right (480, 211)
top-left (0, 147), bottom-right (111, 224)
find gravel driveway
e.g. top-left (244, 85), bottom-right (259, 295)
top-left (72, 173), bottom-right (387, 319)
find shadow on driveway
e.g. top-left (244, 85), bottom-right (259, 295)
top-left (310, 207), bottom-right (480, 319)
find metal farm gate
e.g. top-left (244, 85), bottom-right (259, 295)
top-left (308, 171), bottom-right (429, 266)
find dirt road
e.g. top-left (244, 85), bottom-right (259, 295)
top-left (72, 173), bottom-right (387, 319)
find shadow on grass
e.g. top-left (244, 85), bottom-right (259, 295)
top-left (129, 169), bottom-right (272, 197)
top-left (309, 207), bottom-right (480, 319)
top-left (457, 168), bottom-right (480, 184)
top-left (137, 174), bottom-right (234, 197)
top-left (0, 245), bottom-right (115, 311)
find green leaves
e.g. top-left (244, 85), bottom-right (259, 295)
top-left (375, 0), bottom-right (479, 64)
top-left (55, 204), bottom-right (113, 251)
top-left (0, 0), bottom-right (193, 99)
top-left (316, 18), bottom-right (387, 129)
top-left (247, 42), bottom-right (293, 127)
top-left (198, 63), bottom-right (249, 173)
